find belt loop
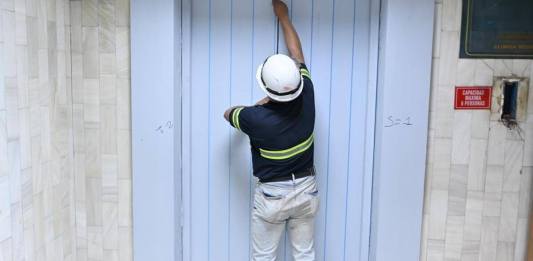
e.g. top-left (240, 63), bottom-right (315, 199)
top-left (291, 173), bottom-right (296, 184)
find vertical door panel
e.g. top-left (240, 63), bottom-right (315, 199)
top-left (182, 0), bottom-right (376, 260)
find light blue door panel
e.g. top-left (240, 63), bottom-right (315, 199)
top-left (182, 0), bottom-right (377, 260)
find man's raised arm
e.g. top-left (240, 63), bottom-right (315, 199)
top-left (272, 0), bottom-right (305, 64)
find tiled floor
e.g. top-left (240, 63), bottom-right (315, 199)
top-left (0, 0), bottom-right (132, 260)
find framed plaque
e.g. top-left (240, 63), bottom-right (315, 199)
top-left (460, 0), bottom-right (533, 59)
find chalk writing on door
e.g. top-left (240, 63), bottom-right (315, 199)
top-left (384, 116), bottom-right (413, 128)
top-left (155, 121), bottom-right (174, 134)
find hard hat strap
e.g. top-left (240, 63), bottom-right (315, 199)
top-left (264, 82), bottom-right (301, 96)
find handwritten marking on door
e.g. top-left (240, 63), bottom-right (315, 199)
top-left (384, 116), bottom-right (413, 128)
top-left (155, 121), bottom-right (174, 134)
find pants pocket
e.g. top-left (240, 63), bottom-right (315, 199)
top-left (254, 188), bottom-right (285, 223)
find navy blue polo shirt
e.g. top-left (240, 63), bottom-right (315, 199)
top-left (229, 64), bottom-right (315, 181)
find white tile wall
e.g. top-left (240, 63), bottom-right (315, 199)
top-left (0, 0), bottom-right (132, 260)
top-left (421, 0), bottom-right (533, 260)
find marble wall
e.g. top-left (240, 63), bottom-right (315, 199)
top-left (0, 0), bottom-right (132, 260)
top-left (421, 0), bottom-right (533, 261)
top-left (69, 0), bottom-right (131, 260)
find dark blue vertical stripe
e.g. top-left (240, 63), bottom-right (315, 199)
top-left (228, 0), bottom-right (234, 260)
top-left (322, 0), bottom-right (336, 259)
top-left (342, 0), bottom-right (358, 260)
top-left (207, 0), bottom-right (212, 260)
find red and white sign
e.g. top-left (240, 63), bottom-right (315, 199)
top-left (454, 86), bottom-right (492, 110)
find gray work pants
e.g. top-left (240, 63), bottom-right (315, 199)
top-left (251, 175), bottom-right (319, 261)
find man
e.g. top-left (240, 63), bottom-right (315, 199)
top-left (223, 1), bottom-right (318, 260)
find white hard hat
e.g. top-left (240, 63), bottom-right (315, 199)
top-left (256, 54), bottom-right (304, 102)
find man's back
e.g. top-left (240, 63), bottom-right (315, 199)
top-left (229, 64), bottom-right (315, 181)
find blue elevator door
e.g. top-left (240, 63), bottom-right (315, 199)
top-left (181, 0), bottom-right (377, 260)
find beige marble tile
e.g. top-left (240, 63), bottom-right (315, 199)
top-left (116, 78), bottom-right (129, 131)
top-left (483, 192), bottom-right (502, 217)
top-left (431, 3), bottom-right (441, 58)
top-left (117, 130), bottom-right (130, 180)
top-left (426, 240), bottom-right (444, 261)
top-left (496, 242), bottom-right (515, 261)
top-left (437, 32), bottom-right (460, 86)
top-left (99, 53), bottom-right (116, 76)
top-left (15, 13), bottom-right (27, 45)
top-left (98, 0), bottom-right (115, 53)
top-left (102, 154), bottom-right (117, 203)
top-left (498, 193), bottom-right (519, 242)
top-left (441, 0), bottom-right (460, 32)
top-left (86, 178), bottom-right (102, 227)
top-left (0, 175), bottom-right (11, 241)
top-left (115, 0), bottom-right (129, 27)
top-left (0, 238), bottom-right (13, 261)
top-left (73, 104), bottom-right (85, 153)
top-left (81, 0), bottom-right (97, 27)
top-left (100, 105), bottom-right (117, 155)
top-left (467, 139), bottom-right (487, 191)
top-left (461, 240), bottom-right (480, 261)
top-left (102, 202), bottom-right (118, 250)
top-left (25, 0), bottom-right (37, 17)
top-left (115, 27), bottom-right (129, 79)
top-left (74, 152), bottom-right (86, 202)
top-left (83, 79), bottom-right (99, 124)
top-left (5, 78), bottom-right (19, 140)
top-left (46, 0), bottom-right (57, 22)
top-left (484, 165), bottom-right (503, 193)
top-left (104, 250), bottom-right (119, 261)
top-left (502, 140), bottom-right (524, 193)
top-left (99, 75), bottom-right (116, 105)
top-left (514, 218), bottom-right (528, 261)
top-left (30, 136), bottom-right (42, 194)
top-left (3, 10), bottom-right (16, 77)
top-left (16, 46), bottom-right (29, 109)
top-left (8, 140), bottom-right (21, 204)
top-left (455, 59), bottom-right (476, 86)
top-left (117, 180), bottom-right (131, 227)
top-left (82, 27), bottom-right (98, 79)
top-left (0, 10), bottom-right (3, 43)
top-left (10, 202), bottom-right (24, 261)
top-left (518, 167), bottom-right (532, 218)
top-left (70, 3), bottom-right (82, 53)
top-left (451, 111), bottom-right (472, 165)
top-left (71, 54), bottom-right (83, 104)
top-left (75, 200), bottom-right (87, 250)
top-left (463, 191), bottom-right (483, 241)
top-left (84, 128), bottom-right (101, 178)
top-left (524, 123), bottom-right (533, 167)
top-left (118, 227), bottom-right (132, 261)
top-left (0, 113), bottom-right (7, 177)
top-left (87, 226), bottom-right (103, 261)
top-left (429, 63), bottom-right (440, 107)
top-left (448, 165), bottom-right (468, 216)
top-left (470, 110), bottom-right (490, 139)
top-left (15, 0), bottom-right (26, 14)
top-left (479, 216), bottom-right (499, 261)
top-left (428, 190), bottom-right (448, 240)
top-left (473, 60), bottom-right (494, 86)
top-left (487, 121), bottom-right (506, 166)
top-left (18, 108), bottom-right (31, 170)
top-left (444, 216), bottom-right (464, 260)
